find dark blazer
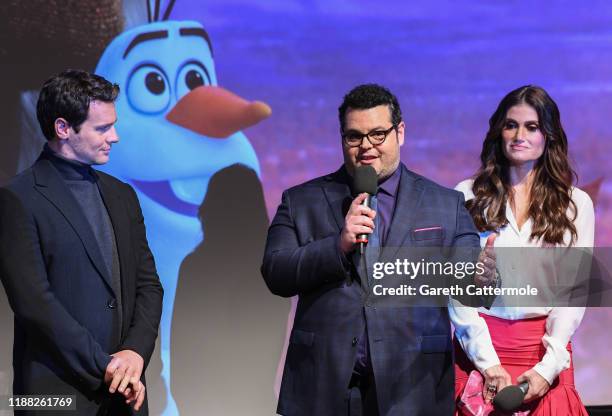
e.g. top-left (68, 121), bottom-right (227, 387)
top-left (0, 154), bottom-right (163, 415)
top-left (262, 164), bottom-right (480, 416)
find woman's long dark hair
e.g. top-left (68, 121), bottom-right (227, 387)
top-left (467, 85), bottom-right (578, 245)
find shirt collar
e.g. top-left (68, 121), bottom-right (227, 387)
top-left (378, 165), bottom-right (401, 197)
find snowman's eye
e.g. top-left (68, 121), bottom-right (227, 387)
top-left (185, 70), bottom-right (204, 90)
top-left (145, 72), bottom-right (166, 95)
top-left (127, 64), bottom-right (171, 114)
top-left (176, 61), bottom-right (211, 100)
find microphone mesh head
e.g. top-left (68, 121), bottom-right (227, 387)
top-left (353, 165), bottom-right (377, 195)
top-left (493, 385), bottom-right (524, 412)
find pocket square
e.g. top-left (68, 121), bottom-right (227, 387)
top-left (412, 226), bottom-right (444, 241)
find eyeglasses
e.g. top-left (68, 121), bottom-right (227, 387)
top-left (341, 125), bottom-right (397, 148)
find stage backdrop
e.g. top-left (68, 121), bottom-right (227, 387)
top-left (0, 0), bottom-right (611, 414)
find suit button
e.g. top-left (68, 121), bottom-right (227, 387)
top-left (107, 298), bottom-right (117, 309)
top-left (352, 337), bottom-right (358, 346)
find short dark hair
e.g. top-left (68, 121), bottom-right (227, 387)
top-left (36, 69), bottom-right (120, 140)
top-left (338, 84), bottom-right (402, 131)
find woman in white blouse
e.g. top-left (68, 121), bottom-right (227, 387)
top-left (451, 85), bottom-right (593, 415)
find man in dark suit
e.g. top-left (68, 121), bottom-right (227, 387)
top-left (0, 70), bottom-right (163, 415)
top-left (262, 84), bottom-right (493, 415)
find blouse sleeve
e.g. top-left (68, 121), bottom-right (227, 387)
top-left (533, 188), bottom-right (594, 384)
top-left (449, 179), bottom-right (501, 373)
top-left (449, 298), bottom-right (501, 373)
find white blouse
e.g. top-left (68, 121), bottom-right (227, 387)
top-left (450, 178), bottom-right (595, 384)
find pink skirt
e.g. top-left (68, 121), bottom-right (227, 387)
top-left (454, 314), bottom-right (588, 416)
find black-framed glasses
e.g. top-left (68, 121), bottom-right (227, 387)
top-left (341, 125), bottom-right (397, 147)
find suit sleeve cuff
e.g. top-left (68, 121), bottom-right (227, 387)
top-left (118, 338), bottom-right (152, 367)
top-left (91, 352), bottom-right (112, 390)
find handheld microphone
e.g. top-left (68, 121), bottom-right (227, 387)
top-left (352, 165), bottom-right (377, 253)
top-left (492, 381), bottom-right (529, 413)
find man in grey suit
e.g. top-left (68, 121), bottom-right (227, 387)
top-left (262, 84), bottom-right (494, 415)
top-left (0, 70), bottom-right (163, 415)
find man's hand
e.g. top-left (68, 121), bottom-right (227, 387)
top-left (340, 193), bottom-right (376, 254)
top-left (104, 350), bottom-right (144, 396)
top-left (475, 234), bottom-right (497, 287)
top-left (517, 369), bottom-right (550, 402)
top-left (482, 364), bottom-right (512, 403)
top-left (123, 380), bottom-right (146, 411)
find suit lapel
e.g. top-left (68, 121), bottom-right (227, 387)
top-left (321, 167), bottom-right (370, 290)
top-left (381, 165), bottom-right (425, 262)
top-left (33, 159), bottom-right (115, 294)
top-left (321, 168), bottom-right (352, 233)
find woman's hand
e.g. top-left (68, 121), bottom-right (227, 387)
top-left (517, 369), bottom-right (550, 402)
top-left (482, 364), bottom-right (512, 403)
top-left (475, 234), bottom-right (497, 287)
